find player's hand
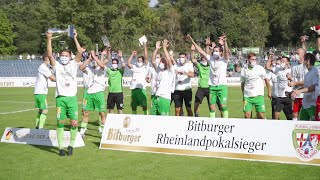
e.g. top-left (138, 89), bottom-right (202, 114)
top-left (191, 44), bottom-right (195, 51)
top-left (73, 30), bottom-right (78, 38)
top-left (186, 34), bottom-right (193, 41)
top-left (132, 51), bottom-right (137, 56)
top-left (205, 37), bottom-right (211, 46)
top-left (288, 81), bottom-right (295, 87)
top-left (46, 32), bottom-right (53, 39)
top-left (101, 49), bottom-right (107, 55)
top-left (118, 50), bottom-right (123, 58)
top-left (163, 39), bottom-right (169, 49)
top-left (156, 41), bottom-right (162, 50)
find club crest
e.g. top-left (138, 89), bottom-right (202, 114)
top-left (292, 124), bottom-right (320, 161)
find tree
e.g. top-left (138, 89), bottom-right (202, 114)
top-left (0, 10), bottom-right (16, 55)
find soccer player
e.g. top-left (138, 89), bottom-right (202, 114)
top-left (34, 53), bottom-right (56, 129)
top-left (146, 53), bottom-right (162, 110)
top-left (47, 31), bottom-right (82, 156)
top-left (240, 53), bottom-right (272, 119)
top-left (188, 34), bottom-right (230, 118)
top-left (266, 56), bottom-right (293, 120)
top-left (150, 40), bottom-right (174, 115)
top-left (172, 49), bottom-right (194, 116)
top-left (127, 43), bottom-right (149, 115)
top-left (79, 50), bottom-right (107, 137)
top-left (190, 44), bottom-right (211, 117)
top-left (292, 53), bottom-right (318, 121)
top-left (104, 49), bottom-right (126, 114)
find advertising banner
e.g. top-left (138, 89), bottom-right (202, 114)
top-left (1, 127), bottom-right (85, 148)
top-left (100, 114), bottom-right (320, 166)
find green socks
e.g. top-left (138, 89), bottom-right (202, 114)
top-left (39, 114), bottom-right (47, 129)
top-left (57, 127), bottom-right (64, 150)
top-left (69, 127), bottom-right (77, 147)
top-left (223, 110), bottom-right (229, 118)
top-left (210, 112), bottom-right (216, 118)
top-left (35, 113), bottom-right (40, 127)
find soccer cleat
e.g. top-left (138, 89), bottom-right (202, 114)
top-left (59, 149), bottom-right (65, 156)
top-left (35, 126), bottom-right (39, 129)
top-left (79, 128), bottom-right (87, 138)
top-left (67, 146), bottom-right (73, 156)
top-left (195, 113), bottom-right (199, 117)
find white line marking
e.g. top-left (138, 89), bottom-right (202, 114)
top-left (0, 101), bottom-right (34, 104)
top-left (0, 106), bottom-right (55, 115)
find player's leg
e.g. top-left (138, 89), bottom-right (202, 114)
top-left (159, 97), bottom-right (171, 116)
top-left (217, 85), bottom-right (228, 118)
top-left (315, 96), bottom-right (320, 121)
top-left (271, 97), bottom-right (276, 119)
top-left (80, 93), bottom-right (93, 136)
top-left (115, 92), bottom-right (124, 114)
top-left (131, 89), bottom-right (138, 114)
top-left (94, 91), bottom-right (106, 132)
top-left (35, 94), bottom-right (48, 129)
top-left (274, 97), bottom-right (283, 120)
top-left (107, 93), bottom-right (115, 114)
top-left (66, 96), bottom-right (79, 156)
top-left (56, 96), bottom-right (67, 156)
top-left (151, 96), bottom-right (159, 115)
top-left (254, 96), bottom-right (266, 119)
top-left (243, 97), bottom-right (253, 119)
top-left (194, 88), bottom-right (204, 117)
top-left (184, 89), bottom-right (193, 117)
top-left (173, 90), bottom-right (183, 116)
top-left (293, 98), bottom-right (303, 121)
top-left (283, 97), bottom-right (293, 120)
top-left (34, 95), bottom-right (41, 128)
top-left (209, 86), bottom-right (218, 118)
top-left (140, 89), bottom-right (148, 115)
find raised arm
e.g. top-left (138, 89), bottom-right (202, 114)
top-left (101, 48), bottom-right (109, 65)
top-left (91, 50), bottom-right (105, 69)
top-left (265, 55), bottom-right (274, 72)
top-left (80, 54), bottom-right (92, 71)
top-left (118, 50), bottom-right (126, 70)
top-left (143, 42), bottom-right (148, 66)
top-left (163, 39), bottom-right (172, 69)
top-left (46, 32), bottom-right (56, 67)
top-left (191, 44), bottom-right (197, 65)
top-left (73, 31), bottom-right (82, 62)
top-left (152, 41), bottom-right (161, 69)
top-left (205, 37), bottom-right (211, 55)
top-left (127, 51), bottom-right (137, 69)
top-left (265, 78), bottom-right (272, 99)
top-left (186, 34), bottom-right (208, 60)
top-left (221, 34), bottom-right (229, 60)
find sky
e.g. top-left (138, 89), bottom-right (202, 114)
top-left (149, 0), bottom-right (158, 7)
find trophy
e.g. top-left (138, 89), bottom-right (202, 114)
top-left (101, 35), bottom-right (110, 48)
top-left (138, 35), bottom-right (147, 46)
top-left (46, 25), bottom-right (75, 39)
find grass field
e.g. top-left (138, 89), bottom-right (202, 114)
top-left (0, 87), bottom-right (319, 179)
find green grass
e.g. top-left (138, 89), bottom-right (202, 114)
top-left (0, 87), bottom-right (319, 179)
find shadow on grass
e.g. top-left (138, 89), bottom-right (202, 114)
top-left (30, 144), bottom-right (58, 155)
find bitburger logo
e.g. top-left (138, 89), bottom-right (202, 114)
top-left (292, 124), bottom-right (320, 161)
top-left (123, 117), bottom-right (131, 128)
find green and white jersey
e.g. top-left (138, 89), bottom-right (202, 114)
top-left (34, 63), bottom-right (53, 94)
top-left (241, 65), bottom-right (268, 97)
top-left (156, 67), bottom-right (175, 100)
top-left (130, 65), bottom-right (148, 90)
top-left (174, 62), bottom-right (194, 91)
top-left (206, 54), bottom-right (228, 86)
top-left (147, 67), bottom-right (158, 95)
top-left (291, 64), bottom-right (308, 98)
top-left (107, 68), bottom-right (124, 93)
top-left (87, 65), bottom-right (106, 94)
top-left (83, 66), bottom-right (92, 89)
top-left (273, 67), bottom-right (292, 98)
top-left (196, 63), bottom-right (210, 88)
top-left (53, 60), bottom-right (79, 97)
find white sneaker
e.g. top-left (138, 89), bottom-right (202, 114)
top-left (98, 126), bottom-right (102, 133)
top-left (80, 128), bottom-right (87, 138)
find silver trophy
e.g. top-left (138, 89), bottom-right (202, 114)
top-left (101, 35), bottom-right (110, 48)
top-left (46, 25), bottom-right (75, 39)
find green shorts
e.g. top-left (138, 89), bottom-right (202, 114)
top-left (243, 96), bottom-right (265, 113)
top-left (131, 88), bottom-right (147, 108)
top-left (151, 96), bottom-right (170, 116)
top-left (299, 106), bottom-right (316, 121)
top-left (82, 88), bottom-right (89, 109)
top-left (34, 94), bottom-right (47, 110)
top-left (56, 96), bottom-right (78, 121)
top-left (84, 91), bottom-right (106, 112)
top-left (209, 85), bottom-right (228, 106)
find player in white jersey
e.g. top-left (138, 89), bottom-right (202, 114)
top-left (47, 30), bottom-right (82, 156)
top-left (150, 40), bottom-right (175, 115)
top-left (34, 53), bottom-right (56, 129)
top-left (146, 53), bottom-right (162, 109)
top-left (79, 50), bottom-right (107, 137)
top-left (172, 51), bottom-right (194, 116)
top-left (292, 53), bottom-right (319, 121)
top-left (266, 56), bottom-right (293, 120)
top-left (187, 34), bottom-right (230, 118)
top-left (241, 52), bottom-right (271, 119)
top-left (127, 43), bottom-right (149, 115)
top-left (288, 47), bottom-right (307, 121)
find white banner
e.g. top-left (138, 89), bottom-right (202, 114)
top-left (100, 114), bottom-right (320, 166)
top-left (1, 127), bottom-right (85, 148)
top-left (0, 77), bottom-right (242, 87)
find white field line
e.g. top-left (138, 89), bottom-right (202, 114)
top-left (0, 101), bottom-right (35, 104)
top-left (0, 106), bottom-right (55, 115)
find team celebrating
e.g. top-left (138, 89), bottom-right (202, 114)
top-left (33, 28), bottom-right (320, 156)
